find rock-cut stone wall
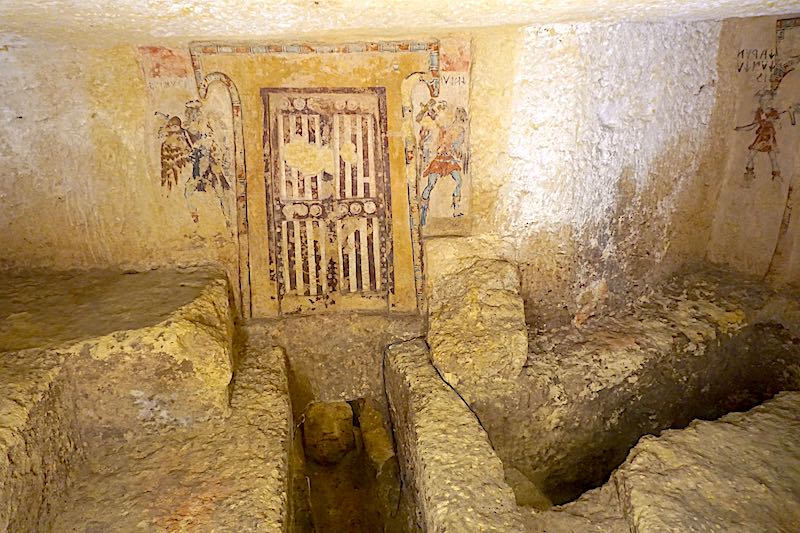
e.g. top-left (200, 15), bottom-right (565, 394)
top-left (0, 348), bottom-right (84, 531)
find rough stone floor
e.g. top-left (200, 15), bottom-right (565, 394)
top-left (7, 265), bottom-right (797, 532)
top-left (0, 268), bottom-right (211, 352)
top-left (50, 337), bottom-right (290, 532)
top-left (247, 313), bottom-right (424, 415)
top-left (1, 267), bottom-right (429, 532)
top-left (404, 263), bottom-right (800, 532)
top-left (386, 333), bottom-right (800, 532)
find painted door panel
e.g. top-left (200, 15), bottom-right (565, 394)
top-left (262, 88), bottom-right (394, 314)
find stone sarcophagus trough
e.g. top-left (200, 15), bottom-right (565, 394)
top-left (0, 268), bottom-right (290, 531)
top-left (385, 336), bottom-right (800, 532)
top-left (385, 238), bottom-right (800, 531)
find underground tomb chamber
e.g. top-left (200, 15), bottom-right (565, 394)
top-left (508, 319), bottom-right (800, 506)
top-left (3, 6), bottom-right (800, 532)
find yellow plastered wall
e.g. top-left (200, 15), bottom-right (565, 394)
top-left (199, 51), bottom-right (430, 316)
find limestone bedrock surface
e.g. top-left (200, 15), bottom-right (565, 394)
top-left (385, 338), bottom-right (527, 532)
top-left (0, 267), bottom-right (246, 531)
top-left (385, 334), bottom-right (800, 532)
top-left (522, 392), bottom-right (800, 532)
top-left (385, 336), bottom-right (630, 532)
top-left (1, 0), bottom-right (798, 44)
top-left (250, 313), bottom-right (424, 417)
top-left (0, 346), bottom-right (83, 531)
top-left (6, 268), bottom-right (235, 441)
top-left (423, 235), bottom-right (800, 506)
top-left (425, 237), bottom-right (527, 403)
top-left (302, 401), bottom-right (356, 466)
top-left (480, 266), bottom-right (800, 505)
top-left (611, 391), bottom-right (800, 532)
top-left (51, 341), bottom-right (292, 532)
top-left (0, 268), bottom-right (222, 352)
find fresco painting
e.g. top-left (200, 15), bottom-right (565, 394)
top-left (140, 38), bottom-right (470, 316)
top-left (139, 46), bottom-right (236, 228)
top-left (733, 17), bottom-right (800, 280)
top-left (406, 38), bottom-right (472, 235)
top-left (417, 99), bottom-right (468, 225)
top-left (735, 17), bottom-right (800, 184)
top-left (262, 89), bottom-right (393, 314)
top-left (138, 45), bottom-right (248, 315)
top-left (156, 99), bottom-right (233, 225)
top-left (735, 89), bottom-right (783, 183)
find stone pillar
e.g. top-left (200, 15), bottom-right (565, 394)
top-left (424, 237), bottom-right (528, 405)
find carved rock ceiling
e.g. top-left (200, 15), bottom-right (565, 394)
top-left (1, 0), bottom-right (799, 44)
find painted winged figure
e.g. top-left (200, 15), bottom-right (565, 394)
top-left (158, 116), bottom-right (192, 190)
top-left (156, 100), bottom-right (233, 225)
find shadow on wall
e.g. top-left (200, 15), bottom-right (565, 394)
top-left (520, 133), bottom-right (724, 330)
top-left (516, 17), bottom-right (800, 330)
top-left (501, 22), bottom-right (724, 329)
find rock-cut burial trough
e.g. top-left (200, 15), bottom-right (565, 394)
top-left (0, 268), bottom-right (291, 532)
top-left (409, 259), bottom-right (800, 531)
top-left (385, 338), bottom-right (800, 532)
top-left (2, 263), bottom-right (799, 532)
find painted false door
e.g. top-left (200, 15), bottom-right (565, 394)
top-left (262, 88), bottom-right (394, 314)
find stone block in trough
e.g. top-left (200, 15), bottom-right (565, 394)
top-left (425, 238), bottom-right (527, 404)
top-left (303, 401), bottom-right (355, 465)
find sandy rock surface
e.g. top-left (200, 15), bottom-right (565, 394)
top-left (386, 333), bottom-right (800, 533)
top-left (50, 342), bottom-right (292, 532)
top-left (303, 401), bottom-right (355, 465)
top-left (473, 267), bottom-right (800, 504)
top-left (613, 391), bottom-right (800, 532)
top-left (249, 313), bottom-right (424, 416)
top-left (426, 255), bottom-right (528, 403)
top-left (0, 268), bottom-right (218, 352)
top-left (385, 338), bottom-right (527, 532)
top-left (0, 268), bottom-right (271, 531)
